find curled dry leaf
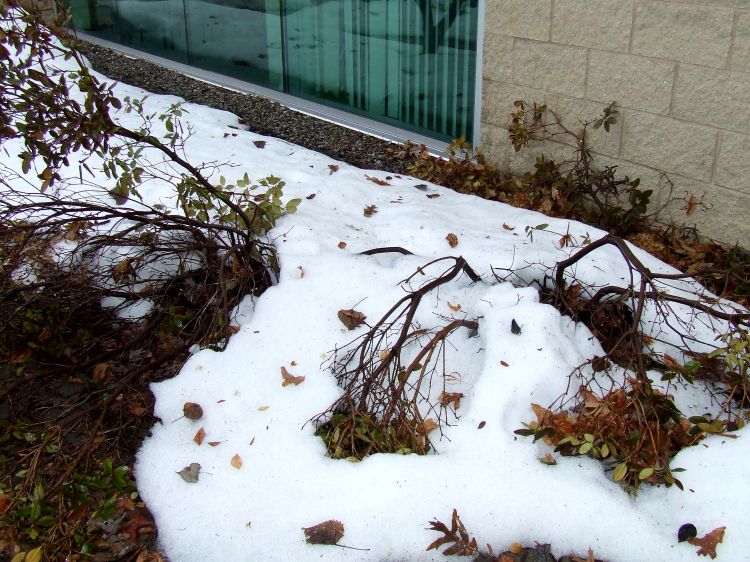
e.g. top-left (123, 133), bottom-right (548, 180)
top-left (208, 441), bottom-right (222, 447)
top-left (230, 454), bottom-right (243, 469)
top-left (92, 362), bottom-right (111, 383)
top-left (338, 308), bottom-right (366, 330)
top-left (365, 174), bottom-right (390, 186)
top-left (176, 462), bottom-right (201, 483)
top-left (302, 520), bottom-right (345, 545)
top-left (500, 360), bottom-right (510, 367)
top-left (328, 164), bottom-right (339, 174)
top-left (253, 140), bottom-right (266, 148)
top-left (439, 392), bottom-right (464, 410)
top-left (337, 241), bottom-right (347, 250)
top-left (363, 204), bottom-right (378, 217)
top-left (447, 301), bottom-right (461, 312)
top-left (445, 233), bottom-right (459, 248)
top-left (281, 366), bottom-right (305, 387)
top-left (0, 493), bottom-right (10, 514)
top-left (420, 418), bottom-right (439, 434)
top-left (298, 266), bottom-right (304, 278)
top-left (183, 402), bottom-right (203, 420)
top-left (193, 427), bottom-right (206, 445)
top-left (688, 527), bottom-right (726, 559)
top-left (426, 193), bottom-right (440, 199)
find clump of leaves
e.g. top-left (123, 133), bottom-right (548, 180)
top-left (426, 509), bottom-right (478, 556)
top-left (316, 412), bottom-right (431, 460)
top-left (516, 379), bottom-right (703, 494)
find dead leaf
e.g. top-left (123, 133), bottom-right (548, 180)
top-left (328, 164), bottom-right (339, 174)
top-left (338, 308), bottom-right (366, 330)
top-left (135, 550), bottom-right (166, 562)
top-left (253, 140), bottom-right (266, 148)
top-left (0, 493), bottom-right (10, 514)
top-left (281, 366), bottom-right (305, 387)
top-left (337, 241), bottom-right (347, 250)
top-left (298, 266), bottom-right (304, 278)
top-left (439, 392), bottom-right (464, 410)
top-left (183, 402), bottom-right (203, 420)
top-left (446, 233), bottom-right (459, 248)
top-left (419, 418), bottom-right (439, 434)
top-left (176, 462), bottom-right (201, 483)
top-left (118, 508), bottom-right (155, 542)
top-left (257, 405), bottom-right (269, 411)
top-left (365, 174), bottom-right (390, 186)
top-left (538, 453), bottom-right (557, 465)
top-left (303, 520), bottom-right (345, 545)
top-left (509, 543), bottom-right (523, 554)
top-left (291, 360), bottom-right (298, 366)
top-left (230, 454), bottom-right (243, 469)
top-left (500, 360), bottom-right (509, 367)
top-left (363, 204), bottom-right (378, 217)
top-left (92, 362), bottom-right (111, 383)
top-left (208, 441), bottom-right (222, 447)
top-left (688, 527), bottom-right (726, 559)
top-left (306, 193), bottom-right (316, 199)
top-left (477, 421), bottom-right (486, 429)
top-left (426, 193), bottom-right (440, 199)
top-left (502, 223), bottom-right (515, 231)
top-left (379, 350), bottom-right (390, 362)
top-left (111, 258), bottom-right (135, 283)
top-left (193, 427), bottom-right (206, 445)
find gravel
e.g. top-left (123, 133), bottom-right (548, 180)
top-left (77, 41), bottom-right (415, 175)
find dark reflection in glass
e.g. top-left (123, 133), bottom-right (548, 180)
top-left (68, 0), bottom-right (478, 142)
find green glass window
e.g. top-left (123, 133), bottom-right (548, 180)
top-left (67, 0), bottom-right (478, 142)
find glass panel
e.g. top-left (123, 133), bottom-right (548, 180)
top-left (183, 0), bottom-right (278, 87)
top-left (67, 0), bottom-right (478, 142)
top-left (281, 0), bottom-right (478, 142)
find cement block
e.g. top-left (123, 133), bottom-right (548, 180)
top-left (513, 40), bottom-right (587, 98)
top-left (632, 2), bottom-right (733, 68)
top-left (715, 131), bottom-right (750, 194)
top-left (482, 33), bottom-right (514, 83)
top-left (674, 65), bottom-right (750, 134)
top-left (552, 0), bottom-right (633, 52)
top-left (587, 50), bottom-right (674, 115)
top-left (621, 111), bottom-right (717, 182)
top-left (484, 0), bottom-right (551, 41)
top-left (731, 12), bottom-right (750, 72)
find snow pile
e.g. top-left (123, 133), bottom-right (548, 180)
top-left (3, 57), bottom-right (748, 562)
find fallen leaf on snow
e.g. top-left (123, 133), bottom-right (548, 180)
top-left (281, 366), bottom-right (305, 387)
top-left (337, 241), bottom-right (347, 250)
top-left (688, 527), bottom-right (726, 559)
top-left (419, 418), bottom-right (439, 434)
top-left (500, 360), bottom-right (509, 367)
top-left (363, 204), bottom-right (378, 217)
top-left (503, 223), bottom-right (515, 231)
top-left (193, 427), bottom-right (206, 445)
top-left (446, 233), bottom-right (459, 248)
top-left (253, 140), bottom-right (266, 148)
top-left (230, 454), bottom-right (243, 469)
top-left (439, 392), bottom-right (464, 410)
top-left (338, 308), bottom-right (366, 330)
top-left (365, 174), bottom-right (390, 186)
top-left (447, 301), bottom-right (461, 312)
top-left (302, 520), bottom-right (345, 545)
top-left (208, 441), bottom-right (222, 447)
top-left (176, 463), bottom-right (201, 483)
top-left (298, 266), bottom-right (304, 278)
top-left (183, 402), bottom-right (203, 420)
top-left (328, 164), bottom-right (339, 174)
top-left (257, 405), bottom-right (269, 411)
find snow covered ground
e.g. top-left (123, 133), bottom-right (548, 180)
top-left (4, 52), bottom-right (750, 562)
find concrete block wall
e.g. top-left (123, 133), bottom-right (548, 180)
top-left (481, 0), bottom-right (750, 245)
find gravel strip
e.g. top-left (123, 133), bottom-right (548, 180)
top-left (77, 41), bottom-right (415, 175)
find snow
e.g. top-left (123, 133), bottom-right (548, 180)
top-left (4, 50), bottom-right (750, 562)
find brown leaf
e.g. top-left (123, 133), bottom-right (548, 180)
top-left (302, 520), bottom-right (345, 545)
top-left (502, 223), bottom-right (515, 231)
top-left (297, 266), bottom-right (304, 278)
top-left (111, 258), bottom-right (135, 283)
top-left (446, 233), bottom-right (459, 248)
top-left (337, 241), bottom-right (347, 250)
top-left (208, 441), bottom-right (222, 447)
top-left (281, 366), bottom-right (305, 387)
top-left (253, 140), bottom-right (266, 148)
top-left (500, 360), bottom-right (510, 367)
top-left (176, 462), bottom-right (201, 483)
top-left (193, 427), bottom-right (206, 446)
top-left (363, 204), bottom-right (378, 217)
top-left (338, 308), bottom-right (366, 330)
top-left (92, 362), bottom-right (111, 383)
top-left (118, 508), bottom-right (155, 542)
top-left (0, 493), bottom-right (10, 515)
top-left (420, 418), bottom-right (439, 434)
top-left (439, 392), bottom-right (464, 410)
top-left (509, 543), bottom-right (523, 554)
top-left (328, 164), bottom-right (339, 174)
top-left (426, 193), bottom-right (440, 199)
top-left (365, 174), bottom-right (390, 186)
top-left (478, 421), bottom-right (486, 429)
top-left (230, 454), bottom-right (243, 469)
top-left (183, 402), bottom-right (203, 420)
top-left (538, 453), bottom-right (557, 465)
top-left (447, 301), bottom-right (461, 312)
top-left (688, 527), bottom-right (726, 559)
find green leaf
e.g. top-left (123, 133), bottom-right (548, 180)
top-left (613, 462), bottom-right (628, 481)
top-left (25, 546), bottom-right (43, 562)
top-left (285, 198), bottom-right (302, 214)
top-left (578, 442), bottom-right (593, 455)
top-left (639, 467), bottom-right (654, 480)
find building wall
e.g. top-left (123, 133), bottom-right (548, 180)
top-left (480, 0), bottom-right (750, 245)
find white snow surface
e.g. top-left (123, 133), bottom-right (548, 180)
top-left (4, 53), bottom-right (750, 562)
